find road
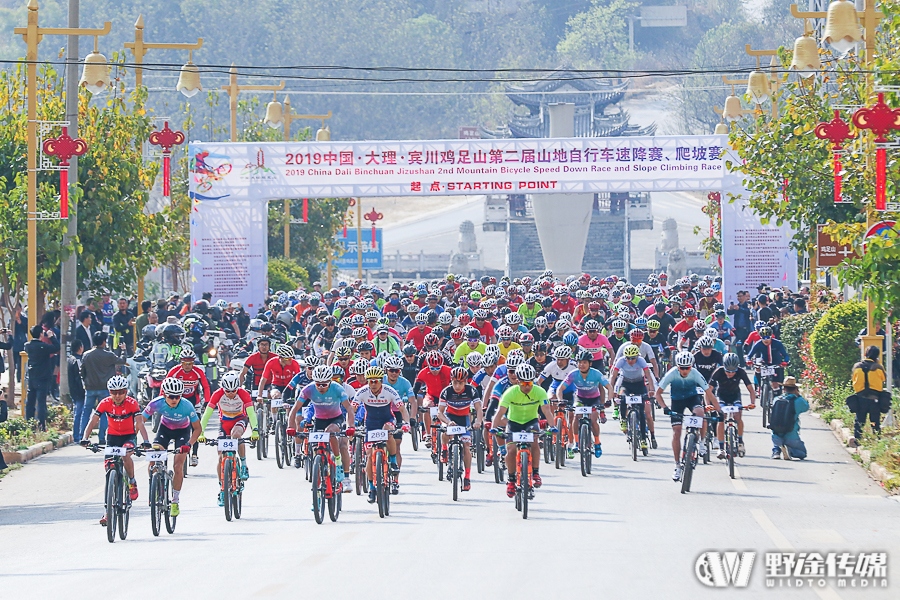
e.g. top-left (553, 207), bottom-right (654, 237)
top-left (382, 191), bottom-right (709, 272)
top-left (1, 400), bottom-right (897, 599)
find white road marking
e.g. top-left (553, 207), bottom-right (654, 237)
top-left (71, 485), bottom-right (105, 503)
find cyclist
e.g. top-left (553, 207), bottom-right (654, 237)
top-left (537, 346), bottom-right (576, 402)
top-left (709, 353), bottom-right (756, 459)
top-left (556, 350), bottom-right (610, 459)
top-left (164, 347), bottom-right (210, 466)
top-left (238, 336), bottom-right (273, 392)
top-left (529, 316), bottom-right (553, 342)
top-left (606, 319), bottom-right (630, 354)
top-left (351, 366), bottom-right (410, 501)
top-left (496, 326), bottom-right (522, 358)
top-left (413, 352), bottom-right (453, 446)
top-left (79, 375), bottom-right (150, 525)
top-left (373, 324), bottom-right (401, 356)
top-left (198, 372), bottom-right (259, 505)
top-left (615, 329), bottom-right (660, 379)
top-left (404, 313), bottom-right (432, 350)
top-left (257, 344), bottom-right (302, 400)
top-left (141, 377), bottom-right (202, 517)
top-left (517, 294), bottom-right (540, 327)
top-left (746, 326), bottom-right (789, 394)
top-left (288, 364), bottom-right (354, 492)
top-left (493, 363), bottom-right (555, 498)
top-left (692, 336), bottom-right (724, 383)
top-left (609, 345), bottom-right (657, 448)
top-left (578, 320), bottom-right (614, 372)
top-left (437, 366), bottom-right (484, 492)
top-left (383, 354), bottom-right (414, 472)
top-left (654, 351), bottom-right (720, 481)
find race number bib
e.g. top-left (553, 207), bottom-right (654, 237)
top-left (104, 446), bottom-right (126, 457)
top-left (446, 425), bottom-right (466, 435)
top-left (511, 432), bottom-right (534, 443)
top-left (574, 406), bottom-right (592, 414)
top-left (145, 451), bottom-right (168, 462)
top-left (625, 395), bottom-right (643, 405)
top-left (367, 429), bottom-right (389, 442)
top-left (218, 438), bottom-right (239, 451)
top-left (309, 432), bottom-right (330, 443)
top-left (271, 398), bottom-right (284, 408)
top-left (683, 416), bottom-right (703, 428)
top-left (430, 407), bottom-right (439, 417)
top-left (721, 405), bottom-right (740, 414)
top-left (761, 366), bottom-right (776, 377)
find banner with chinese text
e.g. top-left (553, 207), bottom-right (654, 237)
top-left (333, 229), bottom-right (383, 270)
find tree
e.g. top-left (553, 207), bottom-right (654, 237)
top-left (557, 0), bottom-right (638, 70)
top-left (267, 257), bottom-right (309, 292)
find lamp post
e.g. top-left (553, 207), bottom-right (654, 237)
top-left (125, 14), bottom-right (203, 91)
top-left (14, 0), bottom-right (110, 325)
top-left (263, 93), bottom-right (332, 258)
top-left (220, 64), bottom-right (284, 142)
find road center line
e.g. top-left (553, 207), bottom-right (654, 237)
top-left (71, 485), bottom-right (105, 503)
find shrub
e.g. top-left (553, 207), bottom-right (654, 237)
top-left (268, 257), bottom-right (309, 292)
top-left (810, 301), bottom-right (867, 383)
top-left (781, 309), bottom-right (823, 378)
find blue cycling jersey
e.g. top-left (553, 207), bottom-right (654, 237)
top-left (559, 368), bottom-right (609, 399)
top-left (384, 375), bottom-right (413, 403)
top-left (298, 381), bottom-right (348, 420)
top-left (491, 376), bottom-right (511, 401)
top-left (658, 367), bottom-right (709, 401)
top-left (142, 397), bottom-right (198, 430)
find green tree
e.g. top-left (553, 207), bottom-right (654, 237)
top-left (557, 0), bottom-right (638, 70)
top-left (267, 257), bottom-right (309, 292)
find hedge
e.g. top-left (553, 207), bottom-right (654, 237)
top-left (810, 301), bottom-right (867, 383)
top-left (780, 309), bottom-right (824, 379)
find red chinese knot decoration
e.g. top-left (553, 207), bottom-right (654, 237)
top-left (42, 127), bottom-right (88, 218)
top-left (148, 121), bottom-right (186, 198)
top-left (364, 208), bottom-right (383, 245)
top-left (851, 94), bottom-right (900, 211)
top-left (814, 110), bottom-right (853, 204)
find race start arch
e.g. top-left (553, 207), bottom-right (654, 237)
top-left (188, 135), bottom-right (796, 309)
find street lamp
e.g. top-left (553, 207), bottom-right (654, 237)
top-left (823, 0), bottom-right (864, 55)
top-left (79, 37), bottom-right (111, 95)
top-left (14, 0), bottom-right (111, 324)
top-left (125, 14), bottom-right (203, 92)
top-left (220, 64), bottom-right (284, 142)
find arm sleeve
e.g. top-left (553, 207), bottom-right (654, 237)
top-left (199, 405), bottom-right (215, 431)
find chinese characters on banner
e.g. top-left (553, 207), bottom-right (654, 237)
top-left (333, 229), bottom-right (383, 270)
top-left (188, 136), bottom-right (727, 200)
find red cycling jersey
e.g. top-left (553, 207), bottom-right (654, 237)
top-left (405, 326), bottom-right (433, 350)
top-left (244, 351), bottom-right (274, 386)
top-left (415, 365), bottom-right (452, 398)
top-left (165, 364), bottom-right (211, 404)
top-left (552, 298), bottom-right (578, 314)
top-left (208, 388), bottom-right (253, 421)
top-left (94, 396), bottom-right (141, 436)
top-left (261, 356), bottom-right (302, 388)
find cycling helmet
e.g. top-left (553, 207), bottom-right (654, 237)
top-left (464, 327), bottom-right (480, 340)
top-left (474, 309), bottom-right (489, 320)
top-left (481, 350), bottom-right (500, 366)
top-left (515, 363), bottom-right (537, 382)
top-left (438, 312), bottom-right (453, 325)
top-left (534, 316), bottom-right (548, 328)
top-left (524, 293), bottom-right (537, 303)
top-left (755, 320), bottom-right (767, 330)
top-left (532, 342), bottom-right (549, 354)
top-left (106, 375), bottom-right (128, 391)
top-left (563, 332), bottom-right (578, 346)
top-left (276, 311), bottom-right (293, 327)
top-left (705, 327), bottom-right (719, 339)
top-left (451, 366), bottom-right (469, 382)
top-left (693, 320), bottom-right (707, 332)
top-left (723, 353), bottom-right (740, 371)
top-left (498, 326), bottom-right (513, 340)
top-left (582, 320), bottom-right (600, 332)
top-left (179, 346), bottom-right (197, 362)
top-left (220, 371), bottom-right (241, 392)
top-left (414, 313), bottom-right (428, 325)
top-left (335, 346), bottom-right (353, 359)
top-left (629, 329), bottom-right (645, 340)
top-left (623, 345), bottom-right (641, 358)
top-left (518, 332), bottom-right (534, 345)
top-left (365, 310), bottom-right (380, 321)
top-left (506, 349), bottom-right (526, 366)
top-left (697, 336), bottom-right (716, 350)
top-left (141, 324), bottom-right (157, 340)
top-left (383, 355), bottom-right (403, 370)
top-left (634, 316), bottom-right (648, 328)
top-left (553, 346), bottom-right (573, 360)
top-left (304, 355), bottom-right (320, 368)
top-left (612, 319), bottom-right (627, 331)
top-left (576, 349), bottom-right (593, 362)
top-left (357, 341), bottom-right (374, 353)
top-left (646, 319), bottom-right (661, 332)
top-left (365, 366), bottom-right (385, 380)
top-left (274, 345), bottom-right (294, 359)
top-left (162, 323), bottom-right (186, 345)
top-left (161, 377), bottom-right (185, 396)
top-left (555, 321), bottom-right (569, 332)
top-left (423, 333), bottom-right (441, 349)
top-left (675, 351), bottom-right (695, 367)
top-left (450, 327), bottom-right (465, 341)
top-left (331, 365), bottom-right (345, 380)
top-left (759, 326), bottom-right (773, 338)
top-left (506, 312), bottom-right (522, 325)
top-left (350, 359), bottom-right (368, 376)
top-left (402, 343), bottom-right (417, 356)
top-left (425, 352), bottom-right (443, 369)
top-left (683, 307), bottom-right (696, 317)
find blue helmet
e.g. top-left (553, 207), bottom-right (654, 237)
top-left (563, 331), bottom-right (578, 346)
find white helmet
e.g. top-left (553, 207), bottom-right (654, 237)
top-left (438, 312), bottom-right (453, 325)
top-left (505, 351), bottom-right (526, 368)
top-left (220, 371), bottom-right (241, 392)
top-left (312, 365), bottom-right (332, 383)
top-left (382, 355), bottom-right (403, 370)
top-left (466, 351), bottom-right (482, 368)
top-left (161, 377), bottom-right (184, 396)
top-left (515, 363), bottom-right (537, 382)
top-left (675, 351), bottom-right (695, 367)
top-left (106, 375), bottom-right (128, 391)
top-left (553, 346), bottom-right (573, 360)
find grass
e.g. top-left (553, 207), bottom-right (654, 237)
top-left (0, 463), bottom-right (23, 479)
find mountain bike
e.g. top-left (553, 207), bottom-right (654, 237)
top-left (272, 397), bottom-right (294, 469)
top-left (408, 402), bottom-right (420, 452)
top-left (86, 444), bottom-right (144, 543)
top-left (302, 430), bottom-right (342, 524)
top-left (490, 427), bottom-right (506, 484)
top-left (367, 428), bottom-right (394, 518)
top-left (147, 444), bottom-right (184, 536)
top-left (552, 402), bottom-right (571, 469)
top-left (677, 414), bottom-right (709, 494)
top-left (205, 437), bottom-right (253, 521)
top-left (443, 424), bottom-right (470, 501)
top-left (622, 394), bottom-right (648, 461)
top-left (573, 405), bottom-right (595, 476)
top-left (351, 429), bottom-right (369, 496)
top-left (255, 393), bottom-right (271, 460)
top-left (755, 360), bottom-right (776, 429)
top-left (720, 404), bottom-right (744, 479)
top-left (493, 429), bottom-right (547, 520)
top-left (421, 407), bottom-right (443, 480)
top-left (702, 409), bottom-right (719, 465)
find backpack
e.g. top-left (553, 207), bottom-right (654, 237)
top-left (768, 394), bottom-right (797, 436)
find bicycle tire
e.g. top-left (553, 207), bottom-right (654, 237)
top-left (475, 429), bottom-right (485, 473)
top-left (384, 469), bottom-right (391, 517)
top-left (375, 452), bottom-right (386, 519)
top-left (761, 384), bottom-right (771, 429)
top-left (256, 409), bottom-right (265, 460)
top-left (232, 473), bottom-right (243, 520)
top-left (150, 472), bottom-right (162, 537)
top-left (580, 422), bottom-right (590, 477)
top-left (223, 460), bottom-right (234, 521)
top-left (105, 469), bottom-right (117, 543)
top-left (411, 420), bottom-right (419, 451)
top-left (703, 430), bottom-right (711, 465)
top-left (328, 463), bottom-right (340, 522)
top-left (555, 417), bottom-right (564, 469)
top-left (493, 440), bottom-right (502, 484)
top-left (164, 472), bottom-right (176, 534)
top-left (681, 434), bottom-right (696, 494)
top-left (520, 450), bottom-right (530, 520)
top-left (354, 442), bottom-right (365, 495)
top-left (275, 424), bottom-right (284, 469)
top-left (118, 476), bottom-right (130, 540)
top-left (437, 448), bottom-right (444, 481)
top-left (726, 424), bottom-right (736, 479)
top-left (452, 443), bottom-right (460, 501)
top-left (261, 411), bottom-right (269, 458)
top-left (629, 410), bottom-right (638, 462)
top-left (312, 455), bottom-right (325, 524)
top-left (542, 432), bottom-right (551, 464)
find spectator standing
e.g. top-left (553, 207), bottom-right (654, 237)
top-left (24, 324), bottom-right (59, 429)
top-left (67, 339), bottom-right (86, 440)
top-left (100, 292), bottom-right (115, 330)
top-left (768, 376), bottom-right (809, 459)
top-left (134, 300), bottom-right (153, 336)
top-left (11, 305), bottom-right (28, 383)
top-left (850, 345), bottom-right (889, 443)
top-left (74, 311), bottom-right (94, 355)
top-left (112, 297), bottom-right (135, 354)
top-left (80, 331), bottom-right (126, 443)
top-left (727, 290), bottom-right (752, 364)
top-left (0, 326), bottom-right (12, 392)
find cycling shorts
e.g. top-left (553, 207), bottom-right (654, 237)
top-left (621, 379), bottom-right (648, 397)
top-left (669, 395), bottom-right (702, 426)
top-left (554, 389), bottom-right (574, 403)
top-left (506, 418), bottom-right (540, 434)
top-left (219, 416), bottom-right (249, 437)
top-left (155, 424), bottom-right (191, 449)
top-left (314, 415), bottom-right (344, 432)
top-left (106, 433), bottom-right (137, 449)
top-left (717, 393), bottom-right (742, 406)
top-left (577, 394), bottom-right (603, 408)
top-left (422, 394), bottom-right (438, 408)
top-left (446, 413), bottom-right (472, 443)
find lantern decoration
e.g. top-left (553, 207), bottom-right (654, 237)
top-left (364, 207), bottom-right (383, 245)
top-left (303, 198), bottom-right (308, 223)
top-left (814, 110), bottom-right (853, 203)
top-left (148, 121), bottom-right (186, 197)
top-left (42, 127), bottom-right (88, 218)
top-left (851, 93), bottom-right (900, 211)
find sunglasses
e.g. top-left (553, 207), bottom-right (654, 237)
top-left (166, 394), bottom-right (181, 400)
top-left (387, 368), bottom-right (401, 373)
top-left (338, 357), bottom-right (350, 361)
top-left (315, 382), bottom-right (330, 387)
top-left (678, 366), bottom-right (691, 371)
top-left (110, 389), bottom-right (127, 395)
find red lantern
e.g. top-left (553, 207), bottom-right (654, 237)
top-left (364, 207), bottom-right (383, 246)
top-left (814, 110), bottom-right (853, 204)
top-left (148, 121), bottom-right (186, 198)
top-left (851, 94), bottom-right (900, 211)
top-left (303, 198), bottom-right (308, 223)
top-left (42, 127), bottom-right (88, 218)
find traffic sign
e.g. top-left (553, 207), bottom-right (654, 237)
top-left (817, 225), bottom-right (858, 267)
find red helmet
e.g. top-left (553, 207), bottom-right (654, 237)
top-left (458, 314), bottom-right (472, 326)
top-left (450, 327), bottom-right (465, 341)
top-left (518, 332), bottom-right (534, 344)
top-left (451, 366), bottom-right (469, 382)
top-left (630, 329), bottom-right (645, 340)
top-left (424, 333), bottom-right (440, 348)
top-left (588, 301), bottom-right (601, 311)
top-left (426, 352), bottom-right (443, 369)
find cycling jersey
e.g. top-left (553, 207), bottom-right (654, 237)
top-left (471, 321), bottom-right (495, 343)
top-left (691, 350), bottom-right (723, 382)
top-left (413, 365), bottom-right (453, 398)
top-left (517, 303), bottom-right (540, 327)
top-left (499, 384), bottom-right (549, 424)
top-left (299, 381), bottom-right (348, 420)
top-left (404, 326), bottom-right (433, 350)
top-left (352, 385), bottom-right (402, 429)
top-left (439, 383), bottom-right (482, 417)
top-left (709, 366), bottom-right (752, 399)
top-left (540, 361), bottom-right (577, 391)
top-left (401, 355), bottom-right (422, 384)
top-left (453, 341), bottom-right (486, 367)
top-left (244, 351), bottom-right (274, 386)
top-left (615, 341), bottom-right (656, 363)
top-left (373, 334), bottom-right (401, 356)
top-left (607, 334), bottom-right (630, 354)
top-left (142, 397), bottom-right (199, 429)
top-left (559, 368), bottom-right (609, 399)
top-left (612, 356), bottom-right (650, 382)
top-left (658, 366), bottom-right (709, 401)
top-left (261, 356), bottom-right (302, 388)
top-left (384, 375), bottom-right (413, 402)
top-left (94, 397), bottom-right (141, 436)
top-left (747, 339), bottom-right (789, 366)
top-left (497, 342), bottom-right (521, 358)
top-left (165, 364), bottom-right (210, 403)
top-left (282, 371), bottom-right (312, 401)
top-left (578, 333), bottom-right (613, 361)
top-left (528, 326), bottom-right (553, 342)
top-left (208, 388), bottom-right (253, 422)
top-left (552, 298), bottom-right (578, 314)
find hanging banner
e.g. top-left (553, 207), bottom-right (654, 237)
top-left (188, 136), bottom-right (726, 200)
top-left (190, 198), bottom-right (269, 310)
top-left (333, 229), bottom-right (383, 270)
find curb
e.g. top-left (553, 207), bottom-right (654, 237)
top-left (2, 432), bottom-right (74, 465)
top-left (811, 411), bottom-right (896, 490)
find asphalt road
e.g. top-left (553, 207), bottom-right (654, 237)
top-left (1, 403), bottom-right (897, 600)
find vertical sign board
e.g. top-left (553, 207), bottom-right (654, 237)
top-left (720, 194), bottom-right (798, 305)
top-left (333, 229), bottom-right (383, 270)
top-left (817, 224), bottom-right (859, 267)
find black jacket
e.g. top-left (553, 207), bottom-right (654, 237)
top-left (24, 337), bottom-right (60, 386)
top-left (67, 355), bottom-right (85, 401)
top-left (75, 324), bottom-right (93, 353)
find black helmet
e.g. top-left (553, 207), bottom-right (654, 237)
top-left (141, 324), bottom-right (157, 340)
top-left (402, 343), bottom-right (417, 356)
top-left (162, 324), bottom-right (185, 345)
top-left (575, 349), bottom-right (593, 362)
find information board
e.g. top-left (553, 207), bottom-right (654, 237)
top-left (333, 229), bottom-right (383, 270)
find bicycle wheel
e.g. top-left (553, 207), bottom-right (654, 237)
top-left (681, 434), bottom-right (696, 494)
top-left (311, 455), bottom-right (325, 524)
top-left (475, 429), bottom-right (485, 473)
top-left (383, 470), bottom-right (391, 517)
top-left (761, 385), bottom-right (771, 429)
top-left (223, 460), bottom-right (234, 521)
top-left (164, 473), bottom-right (176, 534)
top-left (328, 463), bottom-right (340, 522)
top-left (702, 430), bottom-right (711, 465)
top-left (150, 472), bottom-right (163, 537)
top-left (726, 425), bottom-right (736, 480)
top-left (437, 447), bottom-right (444, 481)
top-left (261, 412), bottom-right (269, 458)
top-left (354, 442), bottom-right (365, 495)
top-left (580, 422), bottom-right (591, 477)
top-left (520, 450), bottom-right (530, 520)
top-left (275, 424), bottom-right (284, 469)
top-left (105, 469), bottom-right (118, 543)
top-left (256, 409), bottom-right (265, 460)
top-left (411, 419), bottom-right (419, 451)
top-left (629, 410), bottom-right (638, 462)
top-left (118, 476), bottom-right (130, 540)
top-left (555, 417), bottom-right (564, 469)
top-left (232, 474), bottom-right (243, 519)
top-left (375, 452), bottom-right (386, 519)
top-left (493, 440), bottom-right (503, 484)
top-left (451, 443), bottom-right (460, 501)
